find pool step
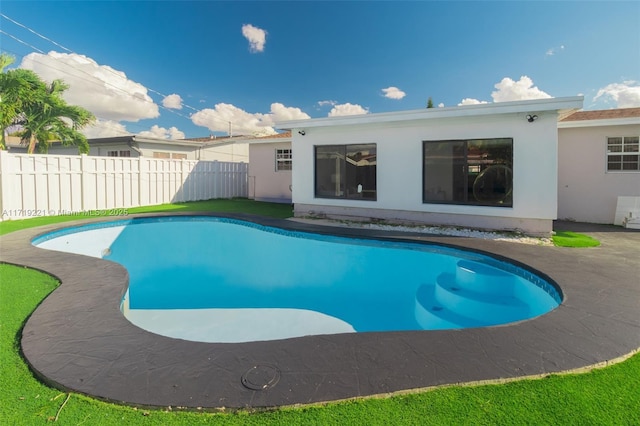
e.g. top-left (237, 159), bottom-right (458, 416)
top-left (455, 260), bottom-right (518, 296)
top-left (415, 260), bottom-right (531, 329)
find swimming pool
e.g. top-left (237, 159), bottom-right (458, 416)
top-left (33, 216), bottom-right (561, 343)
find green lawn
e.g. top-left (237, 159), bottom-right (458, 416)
top-left (1, 199), bottom-right (637, 425)
top-left (552, 230), bottom-right (601, 248)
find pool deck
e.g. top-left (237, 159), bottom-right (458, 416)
top-left (2, 213), bottom-right (639, 409)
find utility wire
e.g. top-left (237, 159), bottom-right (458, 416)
top-left (0, 14), bottom-right (263, 135)
top-left (1, 13), bottom-right (72, 53)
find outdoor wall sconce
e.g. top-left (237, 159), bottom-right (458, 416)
top-left (298, 130), bottom-right (306, 136)
top-left (526, 114), bottom-right (538, 123)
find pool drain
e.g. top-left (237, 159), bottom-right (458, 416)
top-left (241, 364), bottom-right (280, 391)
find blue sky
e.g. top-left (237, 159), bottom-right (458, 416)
top-left (1, 1), bottom-right (639, 139)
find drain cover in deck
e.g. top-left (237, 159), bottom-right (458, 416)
top-left (241, 364), bottom-right (280, 390)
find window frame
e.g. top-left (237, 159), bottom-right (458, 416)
top-left (422, 138), bottom-right (514, 208)
top-left (606, 136), bottom-right (640, 172)
top-left (275, 148), bottom-right (292, 172)
top-left (314, 143), bottom-right (377, 201)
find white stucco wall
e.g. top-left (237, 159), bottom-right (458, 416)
top-left (558, 124), bottom-right (640, 223)
top-left (199, 141), bottom-right (249, 163)
top-left (289, 112), bottom-right (561, 235)
top-left (248, 142), bottom-right (292, 203)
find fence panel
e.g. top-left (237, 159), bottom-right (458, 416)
top-left (0, 151), bottom-right (248, 220)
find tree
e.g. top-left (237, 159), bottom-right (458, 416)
top-left (0, 53), bottom-right (94, 153)
top-left (427, 97), bottom-right (434, 109)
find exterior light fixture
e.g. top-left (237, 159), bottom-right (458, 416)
top-left (526, 114), bottom-right (538, 123)
top-left (298, 130), bottom-right (306, 136)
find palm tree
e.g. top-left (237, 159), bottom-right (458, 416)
top-left (0, 53), bottom-right (94, 153)
top-left (18, 79), bottom-right (94, 154)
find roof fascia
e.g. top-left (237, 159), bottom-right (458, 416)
top-left (277, 96), bottom-right (584, 130)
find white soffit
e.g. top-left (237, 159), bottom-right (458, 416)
top-left (277, 96), bottom-right (584, 130)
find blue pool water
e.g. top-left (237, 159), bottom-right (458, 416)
top-left (33, 216), bottom-right (562, 342)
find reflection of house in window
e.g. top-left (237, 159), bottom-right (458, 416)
top-left (423, 138), bottom-right (513, 207)
top-left (315, 144), bottom-right (377, 200)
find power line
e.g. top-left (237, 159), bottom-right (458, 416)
top-left (0, 14), bottom-right (264, 136)
top-left (0, 29), bottom-right (44, 54)
top-left (0, 13), bottom-right (72, 53)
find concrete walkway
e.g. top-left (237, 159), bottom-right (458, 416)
top-left (2, 213), bottom-right (638, 409)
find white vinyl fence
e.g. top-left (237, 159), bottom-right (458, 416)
top-left (0, 151), bottom-right (248, 220)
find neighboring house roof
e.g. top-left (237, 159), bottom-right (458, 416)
top-left (254, 131), bottom-right (292, 139)
top-left (235, 131), bottom-right (292, 145)
top-left (558, 107), bottom-right (640, 128)
top-left (89, 135), bottom-right (205, 148)
top-left (561, 107), bottom-right (640, 121)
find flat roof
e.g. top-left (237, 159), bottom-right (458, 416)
top-left (277, 96), bottom-right (584, 130)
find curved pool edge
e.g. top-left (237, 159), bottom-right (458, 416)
top-left (2, 213), bottom-right (639, 409)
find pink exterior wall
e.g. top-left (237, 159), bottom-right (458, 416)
top-left (248, 142), bottom-right (292, 203)
top-left (558, 124), bottom-right (640, 223)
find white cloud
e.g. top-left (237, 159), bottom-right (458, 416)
top-left (82, 119), bottom-right (131, 138)
top-left (263, 103), bottom-right (311, 126)
top-left (328, 103), bottom-right (369, 117)
top-left (191, 102), bottom-right (309, 136)
top-left (162, 94), bottom-right (183, 109)
top-left (457, 76), bottom-right (551, 106)
top-left (438, 103), bottom-right (445, 108)
top-left (491, 76), bottom-right (552, 102)
top-left (317, 100), bottom-right (338, 107)
top-left (546, 45), bottom-right (565, 56)
top-left (458, 98), bottom-right (489, 106)
top-left (20, 52), bottom-right (160, 122)
top-left (594, 80), bottom-right (640, 108)
top-left (382, 86), bottom-right (406, 100)
top-left (242, 24), bottom-right (267, 53)
top-left (138, 125), bottom-right (185, 140)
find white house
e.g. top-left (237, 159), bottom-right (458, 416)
top-left (278, 97), bottom-right (584, 236)
top-left (558, 108), bottom-right (640, 226)
top-left (6, 135), bottom-right (249, 163)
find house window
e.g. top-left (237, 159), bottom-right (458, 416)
top-left (153, 152), bottom-right (171, 159)
top-left (107, 150), bottom-right (131, 157)
top-left (172, 153), bottom-right (187, 160)
top-left (275, 149), bottom-right (292, 171)
top-left (423, 138), bottom-right (513, 207)
top-left (607, 136), bottom-right (639, 171)
top-left (314, 144), bottom-right (377, 200)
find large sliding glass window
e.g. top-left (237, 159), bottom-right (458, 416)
top-left (315, 144), bottom-right (377, 200)
top-left (423, 138), bottom-right (513, 207)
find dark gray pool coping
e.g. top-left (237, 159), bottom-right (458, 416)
top-left (2, 213), bottom-right (639, 410)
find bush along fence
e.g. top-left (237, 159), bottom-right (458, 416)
top-left (0, 150), bottom-right (248, 220)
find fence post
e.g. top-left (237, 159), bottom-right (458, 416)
top-left (80, 154), bottom-right (88, 211)
top-left (138, 156), bottom-right (147, 207)
top-left (0, 150), bottom-right (7, 217)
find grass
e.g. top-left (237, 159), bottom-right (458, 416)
top-left (1, 199), bottom-right (637, 424)
top-left (552, 231), bottom-right (601, 248)
top-left (0, 198), bottom-right (293, 236)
